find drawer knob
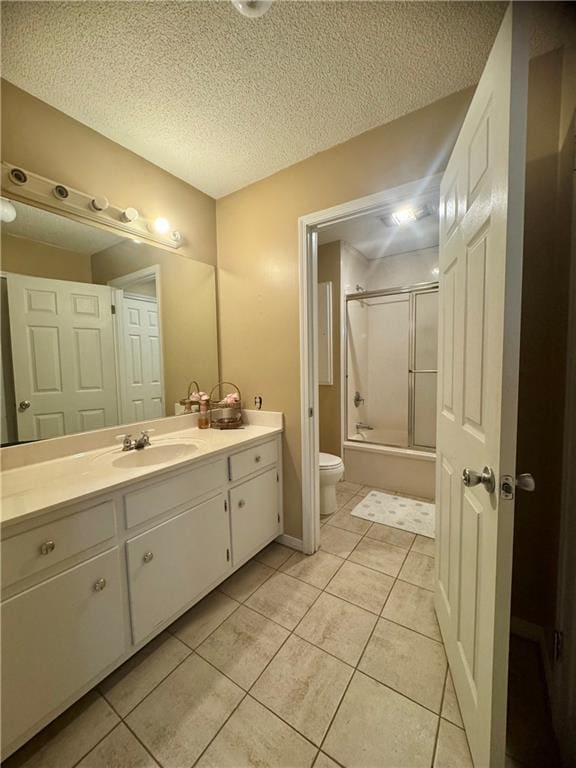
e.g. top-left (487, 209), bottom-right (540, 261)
top-left (94, 578), bottom-right (107, 592)
top-left (40, 540), bottom-right (55, 555)
top-left (238, 499), bottom-right (246, 509)
top-left (254, 455), bottom-right (262, 463)
top-left (143, 551), bottom-right (154, 564)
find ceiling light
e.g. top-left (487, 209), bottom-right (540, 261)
top-left (381, 203), bottom-right (431, 228)
top-left (231, 0), bottom-right (274, 18)
top-left (0, 197), bottom-right (17, 223)
top-left (391, 207), bottom-right (417, 226)
top-left (150, 217), bottom-right (171, 235)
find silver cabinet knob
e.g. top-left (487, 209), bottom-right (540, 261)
top-left (143, 551), bottom-right (154, 563)
top-left (238, 499), bottom-right (246, 508)
top-left (462, 466), bottom-right (495, 494)
top-left (19, 400), bottom-right (31, 411)
top-left (254, 455), bottom-right (262, 463)
top-left (94, 578), bottom-right (107, 592)
top-left (39, 540), bottom-right (55, 555)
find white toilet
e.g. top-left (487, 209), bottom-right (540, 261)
top-left (319, 452), bottom-right (345, 517)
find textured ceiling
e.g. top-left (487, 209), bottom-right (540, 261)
top-left (4, 200), bottom-right (123, 255)
top-left (1, 2), bottom-right (574, 198)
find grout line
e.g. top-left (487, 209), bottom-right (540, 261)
top-left (430, 667), bottom-right (449, 767)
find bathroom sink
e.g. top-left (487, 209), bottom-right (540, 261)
top-left (94, 440), bottom-right (202, 469)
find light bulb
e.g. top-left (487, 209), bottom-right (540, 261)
top-left (391, 207), bottom-right (417, 226)
top-left (231, 0), bottom-right (273, 18)
top-left (151, 217), bottom-right (171, 235)
top-left (0, 197), bottom-right (17, 223)
top-left (121, 207), bottom-right (139, 223)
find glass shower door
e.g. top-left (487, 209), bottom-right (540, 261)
top-left (411, 290), bottom-right (438, 449)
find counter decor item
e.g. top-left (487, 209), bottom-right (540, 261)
top-left (209, 382), bottom-right (243, 429)
top-left (198, 394), bottom-right (210, 429)
top-left (179, 380), bottom-right (201, 413)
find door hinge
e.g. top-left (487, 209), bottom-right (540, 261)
top-left (276, 471), bottom-right (279, 482)
top-left (277, 512), bottom-right (280, 523)
top-left (308, 406), bottom-right (313, 418)
top-left (224, 499), bottom-right (228, 512)
top-left (226, 548), bottom-right (230, 562)
top-left (111, 304), bottom-right (116, 315)
top-left (553, 629), bottom-right (563, 662)
top-left (500, 475), bottom-right (515, 500)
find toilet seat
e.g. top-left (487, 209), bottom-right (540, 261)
top-left (319, 452), bottom-right (343, 471)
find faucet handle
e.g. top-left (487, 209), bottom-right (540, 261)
top-left (115, 433), bottom-right (132, 442)
top-left (115, 434), bottom-right (134, 451)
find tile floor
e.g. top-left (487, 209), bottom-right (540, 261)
top-left (6, 482), bottom-right (473, 768)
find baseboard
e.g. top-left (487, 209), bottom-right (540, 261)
top-left (276, 534), bottom-right (303, 551)
top-left (510, 616), bottom-right (554, 701)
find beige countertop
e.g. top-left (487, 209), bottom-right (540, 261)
top-left (0, 423), bottom-right (282, 530)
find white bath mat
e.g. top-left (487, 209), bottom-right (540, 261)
top-left (351, 491), bottom-right (435, 538)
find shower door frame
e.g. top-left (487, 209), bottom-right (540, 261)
top-left (344, 281), bottom-right (438, 453)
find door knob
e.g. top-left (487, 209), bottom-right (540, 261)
top-left (19, 400), bottom-right (31, 411)
top-left (515, 473), bottom-right (535, 492)
top-left (462, 466), bottom-right (496, 494)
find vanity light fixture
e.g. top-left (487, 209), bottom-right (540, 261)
top-left (0, 197), bottom-right (17, 223)
top-left (121, 207), bottom-right (139, 223)
top-left (231, 0), bottom-right (274, 18)
top-left (150, 217), bottom-right (171, 235)
top-left (170, 230), bottom-right (183, 244)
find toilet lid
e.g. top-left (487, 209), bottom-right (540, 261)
top-left (319, 452), bottom-right (343, 469)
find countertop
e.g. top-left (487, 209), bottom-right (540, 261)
top-left (0, 423), bottom-right (282, 531)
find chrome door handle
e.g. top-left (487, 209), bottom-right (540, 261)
top-left (516, 473), bottom-right (535, 492)
top-left (19, 400), bottom-right (31, 411)
top-left (462, 466), bottom-right (496, 494)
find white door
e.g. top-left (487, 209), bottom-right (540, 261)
top-left (119, 294), bottom-right (164, 422)
top-left (435, 6), bottom-right (528, 767)
top-left (7, 274), bottom-right (118, 441)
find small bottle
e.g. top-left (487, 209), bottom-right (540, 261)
top-left (198, 395), bottom-right (210, 429)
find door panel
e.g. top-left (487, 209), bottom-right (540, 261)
top-left (230, 468), bottom-right (280, 565)
top-left (435, 5), bottom-right (528, 766)
top-left (7, 274), bottom-right (118, 440)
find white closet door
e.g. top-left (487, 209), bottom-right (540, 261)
top-left (7, 274), bottom-right (118, 441)
top-left (121, 295), bottom-right (164, 422)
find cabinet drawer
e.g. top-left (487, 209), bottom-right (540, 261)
top-left (126, 493), bottom-right (231, 643)
top-left (230, 467), bottom-right (280, 564)
top-left (124, 459), bottom-right (226, 529)
top-left (2, 501), bottom-right (116, 589)
top-left (1, 548), bottom-right (125, 753)
top-left (229, 439), bottom-right (278, 481)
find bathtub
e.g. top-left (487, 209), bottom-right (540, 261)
top-left (343, 439), bottom-right (436, 500)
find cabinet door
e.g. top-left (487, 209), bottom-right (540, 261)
top-left (230, 468), bottom-right (280, 565)
top-left (126, 493), bottom-right (231, 643)
top-left (1, 549), bottom-right (124, 753)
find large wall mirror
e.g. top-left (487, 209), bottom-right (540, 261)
top-left (0, 199), bottom-right (219, 445)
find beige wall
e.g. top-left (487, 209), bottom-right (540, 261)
top-left (216, 88), bottom-right (473, 537)
top-left (1, 232), bottom-right (92, 282)
top-left (1, 80), bottom-right (217, 268)
top-left (512, 47), bottom-right (576, 629)
top-left (91, 241), bottom-right (219, 412)
top-left (318, 241), bottom-right (341, 457)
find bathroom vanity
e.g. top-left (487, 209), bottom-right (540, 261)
top-left (0, 413), bottom-right (283, 758)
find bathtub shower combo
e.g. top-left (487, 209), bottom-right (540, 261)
top-left (343, 281), bottom-right (438, 500)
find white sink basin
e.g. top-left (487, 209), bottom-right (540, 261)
top-left (94, 441), bottom-right (202, 469)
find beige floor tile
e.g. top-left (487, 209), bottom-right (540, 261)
top-left (348, 537), bottom-right (407, 577)
top-left (254, 542), bottom-right (294, 569)
top-left (196, 696), bottom-right (317, 768)
top-left (320, 525), bottom-right (362, 558)
top-left (314, 753), bottom-right (340, 768)
top-left (170, 591), bottom-right (239, 649)
top-left (323, 672), bottom-right (438, 768)
top-left (280, 550), bottom-right (344, 589)
top-left (76, 724), bottom-right (158, 768)
top-left (219, 560), bottom-right (275, 601)
top-left (246, 573), bottom-right (320, 629)
top-left (338, 480), bottom-right (363, 494)
top-left (196, 605), bottom-right (288, 689)
top-left (336, 487), bottom-right (356, 508)
top-left (295, 592), bottom-right (377, 666)
top-left (365, 521), bottom-right (416, 550)
top-left (412, 534), bottom-right (436, 557)
top-left (4, 692), bottom-right (119, 768)
top-left (434, 720), bottom-right (473, 767)
top-left (442, 671), bottom-right (464, 728)
top-left (382, 579), bottom-right (441, 641)
top-left (251, 635), bottom-right (353, 746)
top-left (326, 505), bottom-right (372, 535)
top-left (359, 618), bottom-right (446, 712)
top-left (100, 632), bottom-right (190, 717)
top-left (325, 560), bottom-right (394, 614)
top-left (126, 654), bottom-right (243, 768)
top-left (399, 550), bottom-right (436, 591)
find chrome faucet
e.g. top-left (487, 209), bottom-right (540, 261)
top-left (353, 391), bottom-right (365, 408)
top-left (117, 430), bottom-right (153, 451)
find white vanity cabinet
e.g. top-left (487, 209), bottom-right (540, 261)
top-left (0, 431), bottom-right (283, 759)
